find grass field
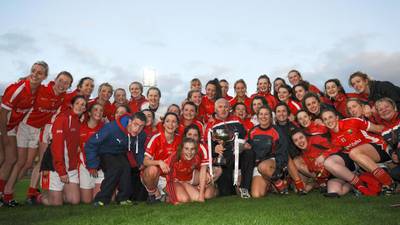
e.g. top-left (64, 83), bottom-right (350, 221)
top-left (1, 180), bottom-right (399, 225)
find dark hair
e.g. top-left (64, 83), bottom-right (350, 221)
top-left (277, 85), bottom-right (293, 101)
top-left (176, 137), bottom-right (198, 161)
top-left (295, 109), bottom-right (310, 125)
top-left (162, 112), bottom-right (180, 126)
top-left (348, 71), bottom-right (370, 87)
top-left (183, 124), bottom-right (202, 140)
top-left (324, 78), bottom-right (345, 97)
top-left (275, 101), bottom-right (291, 115)
top-left (71, 95), bottom-right (87, 106)
top-left (273, 77), bottom-right (287, 97)
top-left (302, 92), bottom-right (321, 113)
top-left (191, 78), bottom-right (201, 84)
top-left (132, 111), bottom-right (147, 124)
top-left (77, 77), bottom-right (94, 89)
top-left (257, 74), bottom-right (272, 92)
top-left (292, 81), bottom-right (310, 101)
top-left (257, 105), bottom-right (273, 118)
top-left (147, 86), bottom-right (161, 98)
top-left (87, 102), bottom-right (103, 115)
top-left (205, 78), bottom-right (222, 100)
top-left (182, 101), bottom-right (198, 113)
top-left (56, 71), bottom-right (73, 88)
top-left (141, 109), bottom-right (155, 124)
top-left (251, 96), bottom-right (268, 114)
top-left (116, 104), bottom-right (131, 114)
top-left (232, 102), bottom-right (247, 112)
top-left (290, 127), bottom-right (308, 141)
top-left (320, 108), bottom-right (338, 118)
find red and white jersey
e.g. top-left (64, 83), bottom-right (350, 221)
top-left (60, 89), bottom-right (79, 112)
top-left (304, 122), bottom-right (328, 136)
top-left (177, 119), bottom-right (204, 137)
top-left (250, 92), bottom-right (278, 110)
top-left (287, 99), bottom-right (302, 115)
top-left (23, 82), bottom-right (66, 128)
top-left (129, 95), bottom-right (147, 113)
top-left (145, 132), bottom-right (182, 162)
top-left (198, 96), bottom-right (215, 123)
top-left (143, 125), bottom-right (158, 146)
top-left (331, 93), bottom-right (364, 118)
top-left (229, 95), bottom-right (252, 114)
top-left (87, 98), bottom-right (114, 121)
top-left (1, 79), bottom-right (40, 131)
top-left (330, 118), bottom-right (387, 153)
top-left (79, 121), bottom-right (104, 167)
top-left (51, 109), bottom-right (81, 176)
top-left (167, 153), bottom-right (201, 182)
top-left (198, 143), bottom-right (209, 166)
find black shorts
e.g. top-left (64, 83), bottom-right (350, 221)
top-left (333, 152), bottom-right (356, 172)
top-left (370, 143), bottom-right (391, 163)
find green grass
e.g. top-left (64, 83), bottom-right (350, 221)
top-left (1, 180), bottom-right (399, 225)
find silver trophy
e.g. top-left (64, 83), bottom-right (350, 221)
top-left (211, 128), bottom-right (235, 166)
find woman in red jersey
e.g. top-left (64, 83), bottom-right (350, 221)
top-left (40, 95), bottom-right (87, 205)
top-left (142, 112), bottom-right (181, 203)
top-left (296, 110), bottom-right (328, 136)
top-left (277, 85), bottom-right (301, 119)
top-left (0, 61), bottom-right (48, 206)
top-left (87, 83), bottom-right (114, 122)
top-left (321, 109), bottom-right (394, 195)
top-left (198, 79), bottom-right (222, 123)
top-left (128, 81), bottom-right (147, 114)
top-left (79, 103), bottom-right (105, 203)
top-left (229, 79), bottom-right (252, 114)
top-left (2, 71), bottom-right (72, 206)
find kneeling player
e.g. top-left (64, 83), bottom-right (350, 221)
top-left (166, 138), bottom-right (215, 204)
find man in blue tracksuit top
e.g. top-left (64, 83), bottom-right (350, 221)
top-left (85, 112), bottom-right (147, 205)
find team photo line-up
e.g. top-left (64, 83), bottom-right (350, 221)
top-left (0, 60), bottom-right (399, 207)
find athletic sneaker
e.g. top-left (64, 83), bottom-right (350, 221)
top-left (382, 184), bottom-right (396, 196)
top-left (119, 200), bottom-right (137, 206)
top-left (297, 189), bottom-right (307, 196)
top-left (324, 192), bottom-right (340, 198)
top-left (239, 188), bottom-right (251, 199)
top-left (93, 201), bottom-right (105, 207)
top-left (3, 200), bottom-right (19, 207)
top-left (146, 195), bottom-right (161, 204)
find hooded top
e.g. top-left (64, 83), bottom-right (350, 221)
top-left (85, 114), bottom-right (146, 169)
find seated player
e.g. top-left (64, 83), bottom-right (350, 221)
top-left (296, 110), bottom-right (328, 136)
top-left (321, 109), bottom-right (394, 195)
top-left (78, 103), bottom-right (105, 204)
top-left (165, 138), bottom-right (215, 204)
top-left (142, 112), bottom-right (182, 203)
top-left (232, 103), bottom-right (254, 132)
top-left (291, 129), bottom-right (340, 193)
top-left (246, 106), bottom-right (289, 198)
top-left (39, 95), bottom-right (86, 206)
top-left (178, 101), bottom-right (203, 137)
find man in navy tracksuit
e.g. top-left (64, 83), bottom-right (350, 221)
top-left (85, 112), bottom-right (146, 205)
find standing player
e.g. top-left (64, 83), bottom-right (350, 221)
top-left (128, 82), bottom-right (147, 114)
top-left (251, 75), bottom-right (278, 110)
top-left (0, 61), bottom-right (48, 204)
top-left (2, 71), bottom-right (72, 206)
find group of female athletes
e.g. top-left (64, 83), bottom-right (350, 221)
top-left (0, 60), bottom-right (399, 206)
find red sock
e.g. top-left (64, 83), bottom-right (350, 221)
top-left (372, 168), bottom-right (393, 186)
top-left (3, 193), bottom-right (13, 203)
top-left (350, 175), bottom-right (363, 189)
top-left (274, 179), bottom-right (286, 192)
top-left (294, 179), bottom-right (305, 191)
top-left (27, 187), bottom-right (39, 198)
top-left (0, 179), bottom-right (5, 193)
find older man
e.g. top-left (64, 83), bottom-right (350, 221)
top-left (204, 98), bottom-right (254, 198)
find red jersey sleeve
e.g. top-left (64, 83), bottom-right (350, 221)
top-left (145, 133), bottom-right (161, 159)
top-left (51, 114), bottom-right (68, 176)
top-left (1, 80), bottom-right (26, 110)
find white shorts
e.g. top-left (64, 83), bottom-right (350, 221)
top-left (16, 122), bottom-right (40, 148)
top-left (7, 126), bottom-right (17, 136)
top-left (48, 170), bottom-right (79, 191)
top-left (79, 164), bottom-right (104, 189)
top-left (253, 167), bottom-right (262, 177)
top-left (40, 124), bottom-right (52, 144)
